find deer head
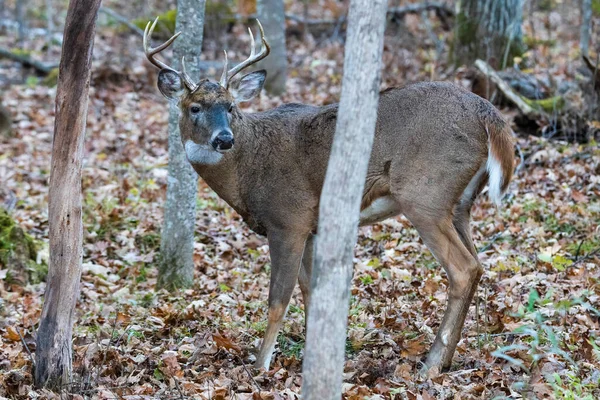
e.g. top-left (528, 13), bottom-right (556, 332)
top-left (143, 17), bottom-right (270, 164)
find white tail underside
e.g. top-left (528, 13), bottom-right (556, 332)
top-left (486, 149), bottom-right (504, 206)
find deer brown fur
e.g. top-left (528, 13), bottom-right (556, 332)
top-left (144, 20), bottom-right (515, 373)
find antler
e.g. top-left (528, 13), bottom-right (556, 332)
top-left (219, 20), bottom-right (271, 88)
top-left (143, 17), bottom-right (198, 92)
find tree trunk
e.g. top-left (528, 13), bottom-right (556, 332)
top-left (581, 0), bottom-right (592, 57)
top-left (34, 0), bottom-right (101, 390)
top-left (257, 0), bottom-right (287, 94)
top-left (454, 0), bottom-right (525, 69)
top-left (15, 0), bottom-right (26, 46)
top-left (46, 0), bottom-right (54, 49)
top-left (301, 0), bottom-right (387, 398)
top-left (157, 0), bottom-right (206, 291)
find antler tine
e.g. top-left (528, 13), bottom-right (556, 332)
top-left (220, 19), bottom-right (271, 88)
top-left (219, 50), bottom-right (229, 87)
top-left (143, 17), bottom-right (182, 73)
top-left (248, 27), bottom-right (256, 58)
top-left (181, 56), bottom-right (198, 92)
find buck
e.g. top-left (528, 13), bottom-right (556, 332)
top-left (143, 18), bottom-right (514, 372)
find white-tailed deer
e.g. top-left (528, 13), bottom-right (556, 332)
top-left (144, 18), bottom-right (514, 372)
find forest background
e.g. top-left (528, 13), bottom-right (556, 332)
top-left (0, 0), bottom-right (599, 398)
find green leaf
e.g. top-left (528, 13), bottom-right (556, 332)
top-left (552, 255), bottom-right (573, 271)
top-left (527, 288), bottom-right (540, 312)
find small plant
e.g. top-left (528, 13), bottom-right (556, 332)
top-left (492, 289), bottom-right (600, 396)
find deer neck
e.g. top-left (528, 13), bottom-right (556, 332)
top-left (188, 112), bottom-right (256, 221)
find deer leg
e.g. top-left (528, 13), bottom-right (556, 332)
top-left (298, 234), bottom-right (314, 327)
top-left (405, 213), bottom-right (483, 371)
top-left (453, 202), bottom-right (478, 258)
top-left (255, 229), bottom-right (307, 370)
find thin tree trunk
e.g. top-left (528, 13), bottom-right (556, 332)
top-left (454, 0), bottom-right (524, 69)
top-left (46, 0), bottom-right (54, 49)
top-left (301, 0), bottom-right (387, 398)
top-left (581, 0), bottom-right (592, 57)
top-left (157, 0), bottom-right (206, 291)
top-left (15, 0), bottom-right (26, 46)
top-left (257, 0), bottom-right (287, 94)
top-left (34, 0), bottom-right (101, 390)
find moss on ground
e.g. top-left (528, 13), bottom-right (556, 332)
top-left (0, 208), bottom-right (46, 285)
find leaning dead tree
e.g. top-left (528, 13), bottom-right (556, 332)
top-left (157, 0), bottom-right (206, 290)
top-left (35, 0), bottom-right (102, 390)
top-left (301, 0), bottom-right (387, 398)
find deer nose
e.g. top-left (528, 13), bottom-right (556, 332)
top-left (211, 130), bottom-right (234, 152)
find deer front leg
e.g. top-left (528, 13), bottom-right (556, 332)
top-left (255, 229), bottom-right (308, 370)
top-left (298, 234), bottom-right (314, 320)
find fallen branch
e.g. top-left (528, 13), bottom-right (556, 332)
top-left (388, 2), bottom-right (454, 18)
top-left (474, 59), bottom-right (540, 118)
top-left (0, 47), bottom-right (58, 74)
top-left (284, 2), bottom-right (454, 25)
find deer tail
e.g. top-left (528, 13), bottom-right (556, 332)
top-left (484, 112), bottom-right (515, 205)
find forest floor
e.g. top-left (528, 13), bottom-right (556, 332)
top-left (1, 1), bottom-right (600, 399)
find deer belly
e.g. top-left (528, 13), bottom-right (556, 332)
top-left (359, 196), bottom-right (401, 226)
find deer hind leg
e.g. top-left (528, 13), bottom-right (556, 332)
top-left (453, 202), bottom-right (477, 258)
top-left (403, 210), bottom-right (483, 371)
top-left (255, 229), bottom-right (307, 370)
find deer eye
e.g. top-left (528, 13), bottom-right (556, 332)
top-left (228, 103), bottom-right (234, 113)
top-left (190, 105), bottom-right (201, 114)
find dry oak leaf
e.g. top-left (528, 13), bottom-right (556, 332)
top-left (212, 332), bottom-right (242, 353)
top-left (160, 350), bottom-right (183, 378)
top-left (3, 326), bottom-right (21, 342)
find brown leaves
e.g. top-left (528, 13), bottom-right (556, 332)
top-left (3, 326), bottom-right (21, 342)
top-left (1, 3), bottom-right (599, 399)
top-left (212, 332), bottom-right (242, 353)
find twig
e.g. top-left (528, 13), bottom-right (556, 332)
top-left (17, 328), bottom-right (35, 368)
top-left (571, 246), bottom-right (600, 267)
top-left (574, 239), bottom-right (585, 260)
top-left (173, 376), bottom-right (185, 400)
top-left (474, 59), bottom-right (540, 118)
top-left (99, 6), bottom-right (145, 37)
top-left (0, 47), bottom-right (58, 74)
top-left (237, 355), bottom-right (261, 392)
top-left (478, 232), bottom-right (504, 254)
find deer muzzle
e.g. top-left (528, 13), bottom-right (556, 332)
top-left (211, 129), bottom-right (235, 152)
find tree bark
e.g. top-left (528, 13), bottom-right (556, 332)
top-left (301, 0), bottom-right (387, 399)
top-left (46, 0), bottom-right (54, 47)
top-left (15, 0), bottom-right (26, 46)
top-left (454, 0), bottom-right (525, 69)
top-left (34, 0), bottom-right (101, 390)
top-left (157, 0), bottom-right (206, 291)
top-left (257, 0), bottom-right (287, 94)
top-left (581, 0), bottom-right (592, 57)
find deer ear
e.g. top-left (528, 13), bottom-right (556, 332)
top-left (235, 70), bottom-right (266, 103)
top-left (157, 69), bottom-right (185, 100)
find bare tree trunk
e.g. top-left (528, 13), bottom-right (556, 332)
top-left (454, 0), bottom-right (524, 69)
top-left (15, 0), bottom-right (26, 46)
top-left (581, 0), bottom-right (592, 57)
top-left (46, 0), bottom-right (54, 48)
top-left (157, 0), bottom-right (206, 291)
top-left (301, 0), bottom-right (387, 398)
top-left (34, 0), bottom-right (101, 390)
top-left (257, 0), bottom-right (287, 94)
